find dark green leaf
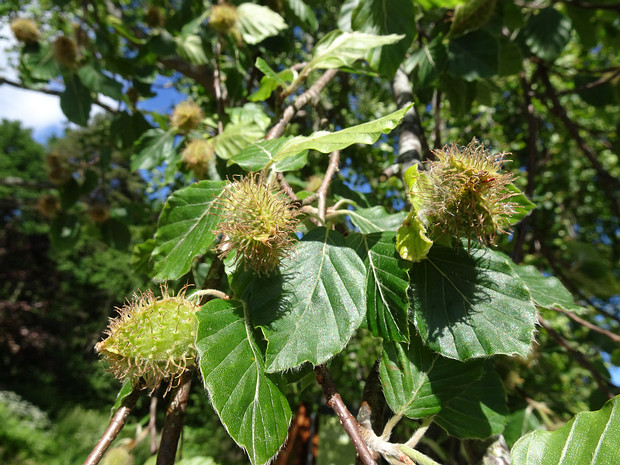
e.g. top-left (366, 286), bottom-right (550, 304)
top-left (347, 232), bottom-right (410, 342)
top-left (131, 128), bottom-right (176, 172)
top-left (347, 206), bottom-right (407, 234)
top-left (410, 242), bottom-right (537, 360)
top-left (50, 214), bottom-right (81, 250)
top-left (434, 363), bottom-right (508, 438)
top-left (498, 38), bottom-right (523, 76)
top-left (197, 299), bottom-right (291, 465)
top-left (447, 30), bottom-right (499, 81)
top-left (153, 181), bottom-right (225, 281)
top-left (284, 0), bottom-right (317, 31)
top-left (503, 408), bottom-right (542, 449)
top-left (508, 262), bottom-right (581, 312)
top-left (248, 228), bottom-right (366, 372)
top-left (381, 335), bottom-right (484, 419)
top-left (100, 218), bottom-right (131, 250)
top-left (521, 8), bottom-right (572, 63)
top-left (350, 0), bottom-right (416, 76)
top-left (213, 121), bottom-right (266, 160)
top-left (77, 64), bottom-right (123, 100)
top-left (111, 382), bottom-right (134, 414)
top-left (511, 395), bottom-right (620, 464)
top-left (60, 74), bottom-right (92, 126)
top-left (506, 183), bottom-right (535, 225)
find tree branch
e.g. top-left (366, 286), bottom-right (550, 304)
top-left (156, 370), bottom-right (193, 465)
top-left (538, 315), bottom-right (616, 399)
top-left (266, 69), bottom-right (338, 140)
top-left (536, 63), bottom-right (620, 218)
top-left (316, 150), bottom-right (340, 222)
top-left (82, 386), bottom-right (141, 465)
top-left (551, 306), bottom-right (620, 344)
top-left (314, 365), bottom-right (377, 465)
top-left (0, 76), bottom-right (118, 114)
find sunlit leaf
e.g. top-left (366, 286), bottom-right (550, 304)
top-left (237, 3), bottom-right (287, 45)
top-left (348, 206), bottom-right (407, 233)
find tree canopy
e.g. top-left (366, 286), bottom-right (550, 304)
top-left (1, 0), bottom-right (619, 464)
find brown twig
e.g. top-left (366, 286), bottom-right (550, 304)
top-left (433, 90), bottom-right (442, 149)
top-left (149, 393), bottom-right (158, 454)
top-left (276, 172), bottom-right (300, 204)
top-left (314, 365), bottom-right (377, 465)
top-left (316, 151), bottom-right (340, 222)
top-left (551, 306), bottom-right (620, 344)
top-left (156, 370), bottom-right (193, 465)
top-left (538, 315), bottom-right (616, 399)
top-left (556, 67), bottom-right (620, 96)
top-left (82, 387), bottom-right (142, 465)
top-left (266, 69), bottom-right (338, 140)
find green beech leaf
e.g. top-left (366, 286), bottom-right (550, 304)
top-left (347, 206), bottom-right (407, 233)
top-left (309, 30), bottom-right (404, 71)
top-left (213, 121), bottom-right (265, 160)
top-left (247, 228), bottom-right (366, 372)
top-left (347, 232), bottom-right (409, 342)
top-left (176, 34), bottom-right (209, 65)
top-left (410, 241), bottom-right (537, 360)
top-left (20, 43), bottom-right (60, 83)
top-left (237, 3), bottom-right (288, 45)
top-left (196, 299), bottom-right (291, 465)
top-left (131, 128), bottom-right (176, 172)
top-left (50, 213), bottom-right (81, 250)
top-left (275, 104), bottom-right (412, 163)
top-left (249, 58), bottom-right (295, 102)
top-left (511, 395), bottom-right (620, 464)
top-left (521, 8), bottom-right (572, 63)
top-left (396, 209), bottom-right (433, 262)
top-left (60, 74), bottom-right (92, 126)
top-left (506, 183), bottom-right (535, 224)
top-left (230, 138), bottom-right (308, 172)
top-left (77, 64), bottom-right (124, 100)
top-left (350, 0), bottom-right (416, 76)
top-left (508, 262), bottom-right (581, 312)
top-left (152, 181), bottom-right (225, 281)
top-left (111, 382), bottom-right (134, 414)
top-left (381, 336), bottom-right (484, 419)
top-left (100, 218), bottom-right (131, 250)
top-left (434, 362), bottom-right (508, 438)
top-left (447, 30), bottom-right (498, 81)
top-left (503, 408), bottom-right (543, 449)
top-left (284, 0), bottom-right (317, 31)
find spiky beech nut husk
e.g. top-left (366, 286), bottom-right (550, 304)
top-left (209, 4), bottom-right (239, 33)
top-left (95, 288), bottom-right (200, 393)
top-left (215, 173), bottom-right (300, 276)
top-left (45, 152), bottom-right (71, 184)
top-left (182, 138), bottom-right (214, 179)
top-left (10, 18), bottom-right (40, 44)
top-left (170, 101), bottom-right (203, 134)
top-left (424, 138), bottom-right (516, 245)
top-left (53, 36), bottom-right (78, 68)
top-left (87, 203), bottom-right (110, 223)
top-left (145, 6), bottom-right (166, 28)
top-left (37, 194), bottom-right (61, 218)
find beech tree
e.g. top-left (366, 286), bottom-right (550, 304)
top-left (1, 0), bottom-right (619, 464)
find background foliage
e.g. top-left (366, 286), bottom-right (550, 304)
top-left (1, 0), bottom-right (619, 464)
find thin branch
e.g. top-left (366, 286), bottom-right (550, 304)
top-left (83, 387), bottom-right (142, 465)
top-left (156, 370), bottom-right (193, 465)
top-left (433, 90), bottom-right (442, 149)
top-left (149, 394), bottom-right (158, 454)
top-left (317, 150), bottom-right (341, 222)
top-left (551, 306), bottom-right (620, 344)
top-left (266, 68), bottom-right (338, 140)
top-left (536, 63), bottom-right (620, 218)
top-left (314, 365), bottom-right (377, 465)
top-left (276, 172), bottom-right (300, 204)
top-left (0, 76), bottom-right (118, 114)
top-left (556, 67), bottom-right (620, 96)
top-left (538, 315), bottom-right (616, 399)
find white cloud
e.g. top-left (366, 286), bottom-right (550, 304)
top-left (0, 21), bottom-right (68, 142)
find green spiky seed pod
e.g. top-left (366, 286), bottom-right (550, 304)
top-left (10, 18), bottom-right (40, 44)
top-left (95, 289), bottom-right (200, 392)
top-left (215, 173), bottom-right (300, 276)
top-left (145, 6), bottom-right (166, 28)
top-left (448, 0), bottom-right (496, 38)
top-left (37, 194), bottom-right (61, 218)
top-left (209, 4), bottom-right (239, 33)
top-left (423, 139), bottom-right (516, 245)
top-left (170, 101), bottom-right (203, 134)
top-left (182, 138), bottom-right (214, 179)
top-left (53, 36), bottom-right (78, 68)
